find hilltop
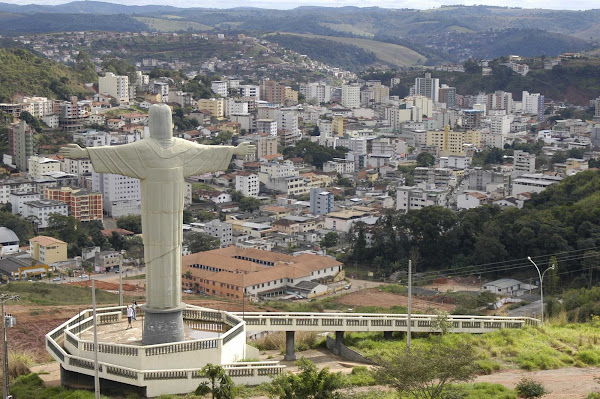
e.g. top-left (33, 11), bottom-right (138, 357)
top-left (0, 3), bottom-right (598, 68)
top-left (0, 48), bottom-right (92, 102)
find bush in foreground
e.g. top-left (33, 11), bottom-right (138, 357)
top-left (515, 377), bottom-right (548, 398)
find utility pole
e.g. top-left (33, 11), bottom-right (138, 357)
top-left (119, 254), bottom-right (123, 307)
top-left (1, 293), bottom-right (19, 399)
top-left (91, 280), bottom-right (100, 399)
top-left (407, 259), bottom-right (412, 352)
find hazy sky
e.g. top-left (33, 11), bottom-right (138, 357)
top-left (2, 0), bottom-right (599, 10)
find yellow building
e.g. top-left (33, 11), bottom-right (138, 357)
top-left (285, 87), bottom-right (299, 104)
top-left (464, 130), bottom-right (481, 147)
top-left (426, 125), bottom-right (466, 157)
top-left (332, 116), bottom-right (346, 137)
top-left (197, 98), bottom-right (225, 118)
top-left (29, 236), bottom-right (67, 265)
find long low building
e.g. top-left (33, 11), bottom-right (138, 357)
top-left (182, 247), bottom-right (344, 300)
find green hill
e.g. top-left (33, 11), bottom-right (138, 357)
top-left (0, 48), bottom-right (92, 102)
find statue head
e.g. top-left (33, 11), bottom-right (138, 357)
top-left (148, 104), bottom-right (173, 147)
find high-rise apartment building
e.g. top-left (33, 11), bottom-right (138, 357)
top-left (413, 73), bottom-right (439, 102)
top-left (310, 187), bottom-right (333, 215)
top-left (512, 150), bottom-right (536, 177)
top-left (45, 186), bottom-right (103, 222)
top-left (299, 83), bottom-right (332, 104)
top-left (98, 72), bottom-right (129, 103)
top-left (211, 81), bottom-right (228, 97)
top-left (235, 172), bottom-right (259, 197)
top-left (238, 85), bottom-right (260, 98)
top-left (9, 120), bottom-right (35, 171)
top-left (488, 90), bottom-right (513, 112)
top-left (92, 170), bottom-right (141, 218)
top-left (438, 85), bottom-right (457, 109)
top-left (197, 98), bottom-right (225, 118)
top-left (341, 84), bottom-right (361, 109)
top-left (261, 80), bottom-right (287, 104)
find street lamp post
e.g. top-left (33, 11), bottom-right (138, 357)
top-left (527, 256), bottom-right (555, 326)
top-left (0, 293), bottom-right (19, 399)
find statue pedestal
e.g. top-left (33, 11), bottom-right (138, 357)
top-left (141, 303), bottom-right (186, 345)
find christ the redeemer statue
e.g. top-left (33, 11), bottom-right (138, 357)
top-left (60, 104), bottom-right (255, 344)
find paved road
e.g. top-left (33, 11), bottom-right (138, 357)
top-left (507, 299), bottom-right (542, 317)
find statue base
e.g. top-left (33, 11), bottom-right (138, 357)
top-left (141, 303), bottom-right (186, 345)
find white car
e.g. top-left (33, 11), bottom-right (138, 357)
top-left (53, 277), bottom-right (61, 281)
top-left (183, 289), bottom-right (194, 294)
top-left (79, 274), bottom-right (89, 279)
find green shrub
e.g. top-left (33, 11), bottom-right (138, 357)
top-left (515, 377), bottom-right (548, 398)
top-left (345, 366), bottom-right (377, 387)
top-left (577, 350), bottom-right (600, 365)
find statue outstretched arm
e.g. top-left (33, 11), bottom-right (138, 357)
top-left (183, 142), bottom-right (256, 177)
top-left (83, 143), bottom-right (146, 179)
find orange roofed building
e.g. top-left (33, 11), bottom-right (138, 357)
top-left (181, 247), bottom-right (344, 300)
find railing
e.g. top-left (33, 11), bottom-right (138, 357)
top-left (235, 312), bottom-right (540, 333)
top-left (144, 339), bottom-right (218, 356)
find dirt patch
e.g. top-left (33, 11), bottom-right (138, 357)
top-left (475, 367), bottom-right (600, 399)
top-left (335, 289), bottom-right (455, 312)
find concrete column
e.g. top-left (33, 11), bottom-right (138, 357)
top-left (333, 331), bottom-right (344, 355)
top-left (284, 331), bottom-right (296, 361)
top-left (383, 331), bottom-right (393, 340)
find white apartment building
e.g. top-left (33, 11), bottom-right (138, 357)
top-left (490, 113), bottom-right (513, 136)
top-left (323, 159), bottom-right (355, 174)
top-left (235, 172), bottom-right (259, 197)
top-left (341, 84), bottom-right (361, 109)
top-left (335, 137), bottom-right (367, 154)
top-left (98, 72), bottom-right (129, 103)
top-left (153, 81), bottom-right (169, 103)
top-left (21, 199), bottom-right (68, 229)
top-left (512, 173), bottom-right (562, 195)
top-left (412, 73), bottom-right (439, 102)
top-left (203, 220), bottom-right (233, 247)
top-left (92, 171), bottom-right (141, 217)
top-left (440, 155), bottom-right (471, 169)
top-left (62, 157), bottom-right (93, 176)
top-left (522, 91), bottom-right (543, 115)
top-left (226, 99), bottom-right (249, 116)
top-left (299, 83), bottom-right (331, 104)
top-left (512, 150), bottom-right (536, 177)
top-left (257, 119), bottom-right (277, 136)
top-left (259, 162), bottom-right (297, 181)
top-left (21, 97), bottom-right (54, 118)
top-left (211, 81), bottom-right (228, 97)
top-left (396, 185), bottom-right (448, 212)
top-left (10, 192), bottom-right (41, 215)
top-left (277, 108), bottom-right (299, 134)
top-left (28, 156), bottom-right (61, 179)
top-left (238, 85), bottom-right (260, 98)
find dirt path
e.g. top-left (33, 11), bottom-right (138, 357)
top-left (474, 367), bottom-right (600, 398)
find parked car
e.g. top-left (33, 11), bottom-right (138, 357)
top-left (79, 274), bottom-right (89, 279)
top-left (183, 289), bottom-right (194, 294)
top-left (344, 285), bottom-right (351, 290)
top-left (52, 277), bottom-right (61, 281)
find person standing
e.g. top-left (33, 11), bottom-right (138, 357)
top-left (126, 305), bottom-right (133, 329)
top-left (132, 301), bottom-right (137, 320)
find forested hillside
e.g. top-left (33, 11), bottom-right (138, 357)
top-left (349, 169), bottom-right (600, 288)
top-left (0, 48), bottom-right (92, 102)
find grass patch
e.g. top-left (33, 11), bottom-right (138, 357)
top-left (0, 282), bottom-right (129, 306)
top-left (345, 321), bottom-right (600, 372)
top-left (250, 331), bottom-right (323, 352)
top-left (10, 373), bottom-right (105, 399)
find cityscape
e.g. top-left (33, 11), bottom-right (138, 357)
top-left (0, 1), bottom-right (600, 398)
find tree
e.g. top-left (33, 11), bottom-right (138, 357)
top-left (375, 341), bottom-right (479, 399)
top-left (184, 232), bottom-right (220, 254)
top-left (515, 377), bottom-right (548, 398)
top-left (266, 357), bottom-right (344, 399)
top-left (116, 215), bottom-right (142, 234)
top-left (320, 232), bottom-right (339, 249)
top-left (416, 152), bottom-right (435, 167)
top-left (195, 364), bottom-right (236, 399)
top-left (239, 197), bottom-right (261, 212)
top-left (311, 125), bottom-right (320, 136)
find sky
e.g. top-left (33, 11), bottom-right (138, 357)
top-left (1, 0), bottom-right (599, 10)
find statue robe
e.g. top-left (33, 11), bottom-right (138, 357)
top-left (87, 138), bottom-right (235, 310)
